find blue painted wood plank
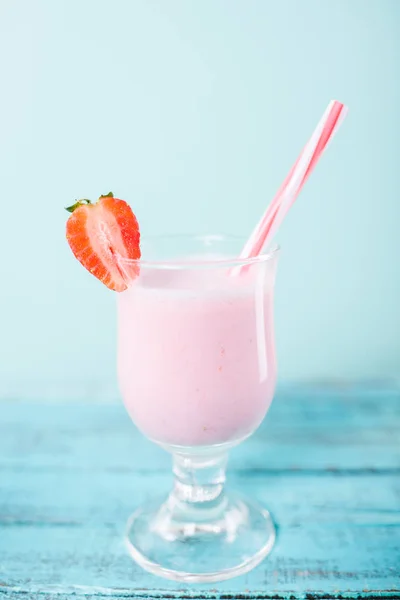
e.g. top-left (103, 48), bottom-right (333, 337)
top-left (0, 386), bottom-right (399, 598)
top-left (1, 386), bottom-right (399, 472)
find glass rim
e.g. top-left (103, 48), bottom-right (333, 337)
top-left (119, 234), bottom-right (280, 270)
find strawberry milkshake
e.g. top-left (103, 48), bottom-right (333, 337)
top-left (64, 97), bottom-right (346, 581)
top-left (64, 195), bottom-right (278, 582)
top-left (117, 250), bottom-right (278, 448)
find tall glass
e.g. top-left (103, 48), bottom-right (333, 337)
top-left (117, 235), bottom-right (279, 582)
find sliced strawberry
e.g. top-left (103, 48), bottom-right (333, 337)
top-left (65, 192), bottom-right (140, 291)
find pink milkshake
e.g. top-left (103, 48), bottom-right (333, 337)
top-left (117, 241), bottom-right (278, 448)
top-left (65, 99), bottom-right (347, 582)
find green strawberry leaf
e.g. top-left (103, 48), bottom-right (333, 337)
top-left (65, 199), bottom-right (92, 213)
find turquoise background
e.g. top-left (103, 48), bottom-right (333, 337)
top-left (0, 0), bottom-right (399, 398)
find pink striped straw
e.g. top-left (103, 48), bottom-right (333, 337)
top-left (234, 100), bottom-right (348, 272)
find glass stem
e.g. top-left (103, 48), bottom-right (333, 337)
top-left (168, 451), bottom-right (229, 522)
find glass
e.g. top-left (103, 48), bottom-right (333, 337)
top-left (117, 235), bottom-right (279, 582)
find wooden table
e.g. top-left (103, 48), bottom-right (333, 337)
top-left (1, 385), bottom-right (399, 599)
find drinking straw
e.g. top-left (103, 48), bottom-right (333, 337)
top-left (234, 100), bottom-right (348, 274)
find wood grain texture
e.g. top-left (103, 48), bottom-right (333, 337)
top-left (0, 384), bottom-right (399, 599)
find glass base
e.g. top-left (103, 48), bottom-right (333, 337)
top-left (125, 491), bottom-right (275, 583)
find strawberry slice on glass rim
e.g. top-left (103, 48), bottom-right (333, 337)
top-left (65, 192), bottom-right (141, 291)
